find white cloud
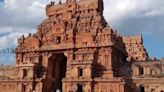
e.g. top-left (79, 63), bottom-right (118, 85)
top-left (0, 31), bottom-right (28, 49)
top-left (104, 0), bottom-right (136, 22)
top-left (0, 27), bottom-right (13, 34)
top-left (4, 0), bottom-right (17, 10)
top-left (0, 0), bottom-right (53, 52)
top-left (0, 0), bottom-right (49, 29)
top-left (103, 0), bottom-right (164, 39)
top-left (143, 9), bottom-right (164, 17)
top-left (104, 0), bottom-right (164, 22)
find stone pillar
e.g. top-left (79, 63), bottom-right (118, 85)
top-left (157, 68), bottom-right (162, 76)
top-left (144, 67), bottom-right (147, 76)
top-left (19, 69), bottom-right (24, 79)
top-left (42, 53), bottom-right (51, 79)
top-left (147, 67), bottom-right (150, 75)
top-left (84, 65), bottom-right (92, 78)
top-left (152, 70), bottom-right (156, 76)
top-left (62, 82), bottom-right (67, 92)
top-left (29, 68), bottom-right (33, 79)
top-left (17, 83), bottom-right (22, 92)
top-left (6, 84), bottom-right (9, 92)
top-left (162, 65), bottom-right (164, 74)
top-left (27, 83), bottom-right (33, 92)
top-left (136, 67), bottom-right (139, 76)
top-left (119, 84), bottom-right (125, 92)
top-left (133, 67), bottom-right (138, 76)
top-left (38, 82), bottom-right (43, 92)
top-left (84, 83), bottom-right (92, 92)
top-left (144, 85), bottom-right (149, 92)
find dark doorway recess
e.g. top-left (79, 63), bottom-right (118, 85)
top-left (140, 86), bottom-right (145, 92)
top-left (23, 69), bottom-right (27, 79)
top-left (48, 53), bottom-right (67, 92)
top-left (139, 67), bottom-right (144, 75)
top-left (77, 84), bottom-right (83, 92)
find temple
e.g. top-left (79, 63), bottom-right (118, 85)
top-left (0, 0), bottom-right (164, 92)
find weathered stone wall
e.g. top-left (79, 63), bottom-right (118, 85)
top-left (93, 78), bottom-right (125, 92)
top-left (132, 61), bottom-right (164, 77)
top-left (0, 66), bottom-right (19, 92)
top-left (0, 82), bottom-right (19, 92)
top-left (131, 60), bottom-right (164, 92)
top-left (0, 65), bottom-right (15, 79)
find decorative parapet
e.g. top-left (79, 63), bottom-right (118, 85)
top-left (46, 0), bottom-right (104, 18)
top-left (131, 60), bottom-right (164, 78)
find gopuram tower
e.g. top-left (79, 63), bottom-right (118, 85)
top-left (14, 0), bottom-right (131, 92)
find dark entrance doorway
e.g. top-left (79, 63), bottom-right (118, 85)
top-left (77, 84), bottom-right (83, 92)
top-left (140, 86), bottom-right (145, 92)
top-left (48, 53), bottom-right (67, 92)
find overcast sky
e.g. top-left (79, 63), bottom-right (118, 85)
top-left (0, 0), bottom-right (164, 64)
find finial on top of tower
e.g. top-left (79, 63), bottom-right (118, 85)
top-left (59, 0), bottom-right (62, 4)
top-left (50, 1), bottom-right (55, 5)
top-left (66, 0), bottom-right (76, 3)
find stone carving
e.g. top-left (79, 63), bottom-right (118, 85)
top-left (123, 34), bottom-right (149, 61)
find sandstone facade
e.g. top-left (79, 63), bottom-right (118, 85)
top-left (0, 0), bottom-right (163, 92)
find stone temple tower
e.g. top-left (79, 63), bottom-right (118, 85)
top-left (14, 0), bottom-right (129, 92)
top-left (3, 0), bottom-right (163, 92)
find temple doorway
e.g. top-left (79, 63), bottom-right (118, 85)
top-left (140, 86), bottom-right (145, 92)
top-left (48, 53), bottom-right (67, 92)
top-left (77, 84), bottom-right (83, 92)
